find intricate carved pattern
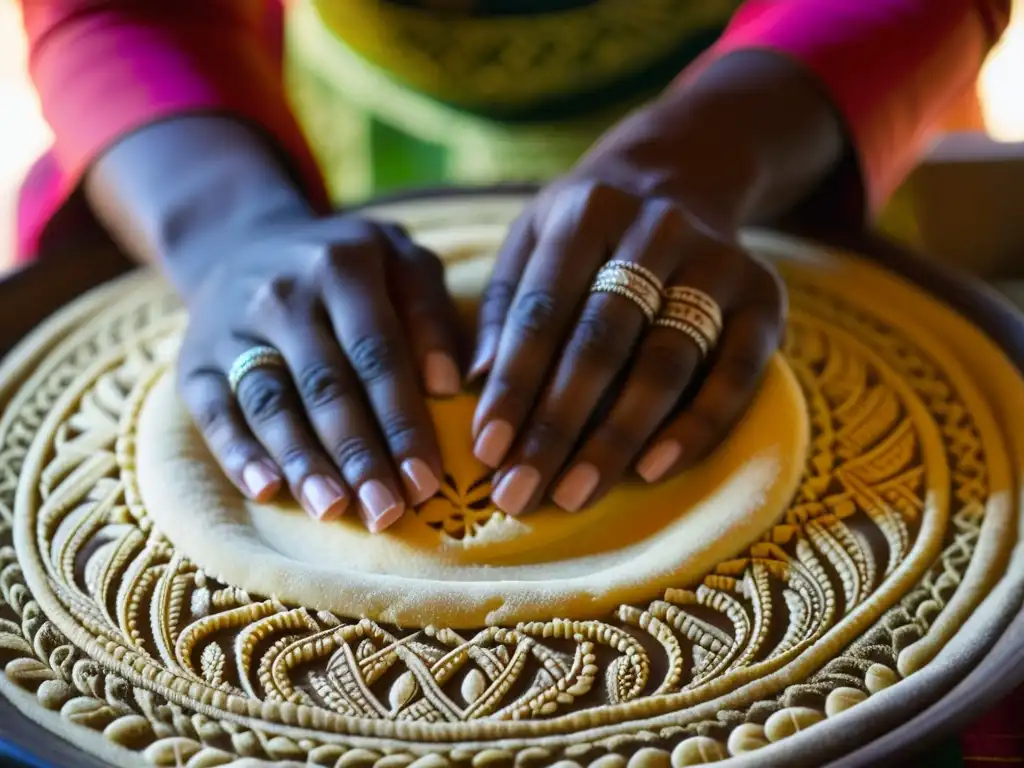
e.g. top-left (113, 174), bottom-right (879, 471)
top-left (0, 270), bottom-right (1002, 767)
top-left (415, 471), bottom-right (500, 540)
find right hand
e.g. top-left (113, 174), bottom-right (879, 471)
top-left (174, 214), bottom-right (463, 533)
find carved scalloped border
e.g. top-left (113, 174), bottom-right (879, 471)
top-left (0, 253), bottom-right (1012, 766)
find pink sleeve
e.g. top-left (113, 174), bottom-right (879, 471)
top-left (18, 0), bottom-right (328, 218)
top-left (696, 0), bottom-right (1011, 217)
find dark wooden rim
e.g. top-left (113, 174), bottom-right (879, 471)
top-left (0, 185), bottom-right (1022, 768)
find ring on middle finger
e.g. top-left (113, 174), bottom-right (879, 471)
top-left (228, 345), bottom-right (287, 395)
top-left (654, 289), bottom-right (722, 354)
top-left (590, 260), bottom-right (664, 322)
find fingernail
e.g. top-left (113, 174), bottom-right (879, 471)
top-left (401, 458), bottom-right (440, 505)
top-left (492, 466), bottom-right (540, 516)
top-left (300, 475), bottom-right (348, 521)
top-left (242, 460), bottom-right (280, 501)
top-left (552, 463), bottom-right (600, 512)
top-left (637, 441), bottom-right (682, 483)
top-left (424, 352), bottom-right (461, 397)
top-left (359, 480), bottom-right (405, 533)
top-left (474, 420), bottom-right (514, 468)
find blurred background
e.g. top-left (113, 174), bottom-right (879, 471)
top-left (1, 0), bottom-right (1023, 272)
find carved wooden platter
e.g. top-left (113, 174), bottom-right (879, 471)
top-left (0, 190), bottom-right (1021, 768)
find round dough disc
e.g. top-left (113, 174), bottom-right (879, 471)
top-left (135, 240), bottom-right (808, 627)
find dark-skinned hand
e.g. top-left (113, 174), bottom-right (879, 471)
top-left (468, 170), bottom-right (785, 516)
top-left (176, 215), bottom-right (463, 532)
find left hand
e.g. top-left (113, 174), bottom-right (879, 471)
top-left (468, 172), bottom-right (786, 517)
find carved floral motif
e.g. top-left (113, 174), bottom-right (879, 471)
top-left (0, 264), bottom-right (1000, 767)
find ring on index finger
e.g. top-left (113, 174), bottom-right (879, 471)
top-left (589, 260), bottom-right (664, 322)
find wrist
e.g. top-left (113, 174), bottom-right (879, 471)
top-left (84, 116), bottom-right (317, 295)
top-left (574, 96), bottom-right (765, 234)
top-left (575, 50), bottom-right (845, 231)
top-left (160, 174), bottom-right (312, 297)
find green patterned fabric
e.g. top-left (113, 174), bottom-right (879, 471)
top-left (283, 1), bottom-right (735, 204)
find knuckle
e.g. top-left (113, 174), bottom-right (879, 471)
top-left (311, 247), bottom-right (340, 282)
top-left (640, 344), bottom-right (697, 390)
top-left (577, 179), bottom-right (619, 208)
top-left (249, 275), bottom-right (301, 317)
top-left (547, 180), bottom-right (624, 236)
top-left (296, 362), bottom-right (352, 410)
top-left (312, 242), bottom-right (374, 283)
top-left (274, 444), bottom-right (318, 478)
top-left (576, 181), bottom-right (624, 227)
top-left (509, 289), bottom-right (559, 336)
top-left (520, 419), bottom-right (572, 458)
top-left (411, 247), bottom-right (445, 277)
top-left (333, 435), bottom-right (377, 476)
top-left (481, 279), bottom-right (517, 310)
top-left (192, 398), bottom-right (232, 436)
top-left (595, 418), bottom-right (643, 457)
top-left (347, 334), bottom-right (401, 384)
top-left (236, 375), bottom-right (290, 425)
top-left (376, 411), bottom-right (420, 451)
top-left (378, 220), bottom-right (410, 241)
top-left (478, 279), bottom-right (517, 329)
top-left (568, 309), bottom-right (630, 365)
top-left (645, 198), bottom-right (687, 240)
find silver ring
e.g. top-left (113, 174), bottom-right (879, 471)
top-left (656, 301), bottom-right (721, 349)
top-left (591, 262), bottom-right (663, 321)
top-left (227, 346), bottom-right (286, 394)
top-left (662, 286), bottom-right (722, 332)
top-left (652, 318), bottom-right (710, 357)
top-left (601, 260), bottom-right (664, 292)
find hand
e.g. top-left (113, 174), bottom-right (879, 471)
top-left (175, 214), bottom-right (463, 532)
top-left (469, 176), bottom-right (785, 516)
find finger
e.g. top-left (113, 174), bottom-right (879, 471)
top-left (225, 342), bottom-right (352, 524)
top-left (553, 250), bottom-right (737, 509)
top-left (472, 183), bottom-right (634, 471)
top-left (316, 236), bottom-right (442, 525)
top-left (247, 278), bottom-right (435, 535)
top-left (635, 278), bottom-right (784, 482)
top-left (469, 215), bottom-right (535, 381)
top-left (251, 276), bottom-right (432, 527)
top-left (177, 362), bottom-right (283, 502)
top-left (494, 200), bottom-right (684, 515)
top-left (381, 225), bottom-right (464, 397)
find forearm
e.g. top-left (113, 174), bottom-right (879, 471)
top-left (578, 50), bottom-right (844, 232)
top-left (20, 0), bottom-right (328, 269)
top-left (581, 0), bottom-right (1010, 231)
top-left (704, 0), bottom-right (1010, 221)
top-left (84, 116), bottom-right (312, 294)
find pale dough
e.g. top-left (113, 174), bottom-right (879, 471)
top-left (135, 231), bottom-right (809, 628)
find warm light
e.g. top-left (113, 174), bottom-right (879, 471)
top-left (0, 1), bottom-right (51, 267)
top-left (979, 0), bottom-right (1024, 141)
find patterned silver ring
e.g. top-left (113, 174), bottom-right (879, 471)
top-left (657, 301), bottom-right (721, 350)
top-left (662, 286), bottom-right (723, 332)
top-left (227, 346), bottom-right (286, 395)
top-left (591, 261), bottom-right (663, 321)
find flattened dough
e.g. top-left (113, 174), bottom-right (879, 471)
top-left (136, 235), bottom-right (808, 627)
